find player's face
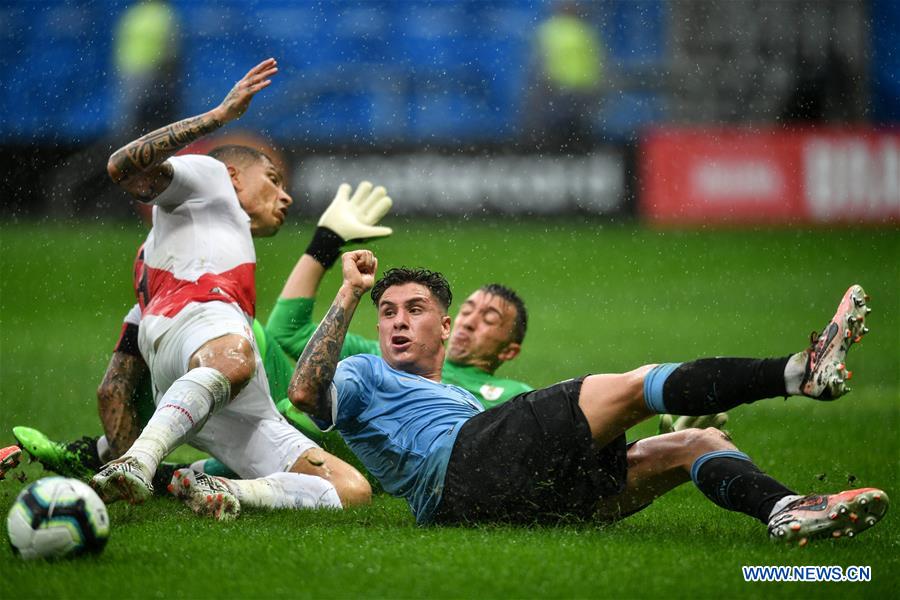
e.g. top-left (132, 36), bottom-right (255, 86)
top-left (234, 158), bottom-right (292, 237)
top-left (447, 290), bottom-right (520, 372)
top-left (376, 282), bottom-right (451, 379)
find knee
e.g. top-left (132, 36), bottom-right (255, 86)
top-left (339, 475), bottom-right (372, 507)
top-left (628, 364), bottom-right (658, 399)
top-left (291, 449), bottom-right (372, 507)
top-left (326, 465), bottom-right (371, 507)
top-left (657, 427), bottom-right (734, 473)
top-left (683, 427), bottom-right (734, 453)
top-left (225, 338), bottom-right (257, 387)
top-left (190, 335), bottom-right (257, 394)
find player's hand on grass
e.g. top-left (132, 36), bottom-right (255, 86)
top-left (341, 250), bottom-right (378, 297)
top-left (214, 58), bottom-right (279, 123)
top-left (320, 182), bottom-right (393, 242)
top-left (658, 412), bottom-right (729, 435)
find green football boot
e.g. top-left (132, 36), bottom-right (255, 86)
top-left (12, 426), bottom-right (102, 481)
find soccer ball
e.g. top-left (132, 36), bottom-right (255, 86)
top-left (7, 476), bottom-right (110, 560)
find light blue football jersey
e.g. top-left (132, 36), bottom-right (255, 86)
top-left (329, 354), bottom-right (483, 524)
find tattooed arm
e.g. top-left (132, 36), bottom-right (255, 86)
top-left (96, 351), bottom-right (148, 458)
top-left (288, 250), bottom-right (378, 420)
top-left (107, 58), bottom-right (280, 201)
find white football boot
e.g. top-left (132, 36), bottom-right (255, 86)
top-left (168, 468), bottom-right (240, 521)
top-left (90, 456), bottom-right (153, 504)
top-left (768, 488), bottom-right (889, 546)
top-left (799, 284), bottom-right (870, 400)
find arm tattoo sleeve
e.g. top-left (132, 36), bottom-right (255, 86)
top-left (289, 299), bottom-right (353, 420)
top-left (109, 113), bottom-right (223, 183)
top-left (97, 352), bottom-right (147, 458)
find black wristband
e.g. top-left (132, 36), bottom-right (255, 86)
top-left (304, 226), bottom-right (344, 269)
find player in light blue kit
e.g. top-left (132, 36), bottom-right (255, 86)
top-left (183, 250), bottom-right (888, 546)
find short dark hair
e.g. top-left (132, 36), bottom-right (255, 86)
top-left (371, 268), bottom-right (453, 313)
top-left (208, 144), bottom-right (273, 169)
top-left (479, 283), bottom-right (527, 344)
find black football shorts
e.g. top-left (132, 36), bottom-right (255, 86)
top-left (433, 376), bottom-right (628, 525)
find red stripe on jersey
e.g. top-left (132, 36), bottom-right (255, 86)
top-left (144, 263), bottom-right (256, 318)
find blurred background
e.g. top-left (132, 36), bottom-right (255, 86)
top-left (1, 0), bottom-right (897, 225)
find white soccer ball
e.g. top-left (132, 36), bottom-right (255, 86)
top-left (7, 476), bottom-right (110, 560)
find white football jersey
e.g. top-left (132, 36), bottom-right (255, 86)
top-left (139, 154), bottom-right (257, 320)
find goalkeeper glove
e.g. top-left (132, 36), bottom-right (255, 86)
top-left (658, 412), bottom-right (729, 435)
top-left (306, 181), bottom-right (393, 268)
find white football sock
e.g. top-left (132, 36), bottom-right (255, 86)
top-left (126, 367), bottom-right (230, 479)
top-left (783, 352), bottom-right (807, 396)
top-left (223, 472), bottom-right (342, 510)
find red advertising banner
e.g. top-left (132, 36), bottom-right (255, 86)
top-left (640, 127), bottom-right (900, 225)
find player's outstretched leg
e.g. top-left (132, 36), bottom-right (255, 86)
top-left (168, 468), bottom-right (240, 521)
top-left (0, 445), bottom-right (22, 480)
top-left (790, 284), bottom-right (870, 400)
top-left (643, 284), bottom-right (871, 417)
top-left (169, 469), bottom-right (343, 519)
top-left (12, 427), bottom-right (102, 481)
top-left (90, 366), bottom-right (232, 504)
top-left (768, 488), bottom-right (889, 547)
top-left (91, 456), bottom-right (154, 505)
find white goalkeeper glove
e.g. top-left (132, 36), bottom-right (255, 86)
top-left (658, 412), bottom-right (729, 435)
top-left (306, 181), bottom-right (393, 268)
top-left (319, 181), bottom-right (392, 241)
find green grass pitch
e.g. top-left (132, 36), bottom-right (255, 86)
top-left (1, 220), bottom-right (898, 598)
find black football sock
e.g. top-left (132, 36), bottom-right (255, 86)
top-left (69, 436), bottom-right (103, 472)
top-left (643, 357), bottom-right (790, 415)
top-left (691, 451), bottom-right (795, 523)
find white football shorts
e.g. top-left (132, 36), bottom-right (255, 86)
top-left (140, 301), bottom-right (318, 478)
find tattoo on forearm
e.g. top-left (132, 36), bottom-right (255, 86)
top-left (98, 353), bottom-right (145, 457)
top-left (290, 300), bottom-right (351, 418)
top-left (110, 113), bottom-right (222, 181)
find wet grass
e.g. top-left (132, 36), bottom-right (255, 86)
top-left (1, 220), bottom-right (898, 598)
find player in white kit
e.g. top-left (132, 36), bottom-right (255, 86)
top-left (91, 58), bottom-right (372, 519)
